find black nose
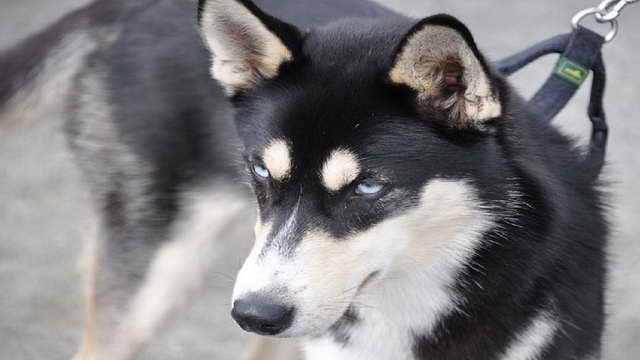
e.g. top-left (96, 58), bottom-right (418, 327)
top-left (231, 294), bottom-right (295, 336)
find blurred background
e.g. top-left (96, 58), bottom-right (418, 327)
top-left (0, 0), bottom-right (638, 359)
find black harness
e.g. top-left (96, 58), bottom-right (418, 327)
top-left (496, 26), bottom-right (608, 178)
top-left (494, 0), bottom-right (637, 179)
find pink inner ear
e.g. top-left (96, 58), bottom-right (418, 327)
top-left (444, 74), bottom-right (459, 86)
top-left (441, 56), bottom-right (465, 90)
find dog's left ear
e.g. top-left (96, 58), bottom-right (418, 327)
top-left (389, 15), bottom-right (502, 129)
top-left (198, 0), bottom-right (301, 94)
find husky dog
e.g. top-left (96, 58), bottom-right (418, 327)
top-left (1, 0), bottom-right (607, 359)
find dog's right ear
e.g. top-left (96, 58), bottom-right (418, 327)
top-left (388, 15), bottom-right (502, 130)
top-left (197, 0), bottom-right (301, 95)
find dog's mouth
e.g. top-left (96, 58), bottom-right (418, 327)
top-left (325, 270), bottom-right (380, 333)
top-left (358, 270), bottom-right (380, 293)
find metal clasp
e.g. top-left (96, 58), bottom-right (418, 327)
top-left (595, 0), bottom-right (635, 22)
top-left (571, 0), bottom-right (637, 43)
top-left (572, 8), bottom-right (619, 43)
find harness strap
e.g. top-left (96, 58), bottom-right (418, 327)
top-left (587, 54), bottom-right (607, 177)
top-left (497, 26), bottom-right (605, 122)
top-left (495, 26), bottom-right (608, 177)
top-left (496, 34), bottom-right (572, 77)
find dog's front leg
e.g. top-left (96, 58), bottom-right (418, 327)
top-left (73, 187), bottom-right (245, 360)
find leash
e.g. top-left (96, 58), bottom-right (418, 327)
top-left (495, 0), bottom-right (637, 178)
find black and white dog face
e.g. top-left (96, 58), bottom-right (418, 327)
top-left (198, 0), bottom-right (507, 338)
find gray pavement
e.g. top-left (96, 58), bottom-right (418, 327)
top-left (0, 0), bottom-right (639, 359)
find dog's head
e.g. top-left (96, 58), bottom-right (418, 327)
top-left (198, 0), bottom-right (507, 337)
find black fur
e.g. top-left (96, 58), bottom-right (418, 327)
top-left (327, 306), bottom-right (360, 346)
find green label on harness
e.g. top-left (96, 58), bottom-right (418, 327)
top-left (554, 57), bottom-right (588, 86)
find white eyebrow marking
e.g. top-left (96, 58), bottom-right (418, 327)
top-left (262, 139), bottom-right (292, 180)
top-left (321, 148), bottom-right (361, 192)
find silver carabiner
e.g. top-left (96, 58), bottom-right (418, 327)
top-left (595, 0), bottom-right (632, 22)
top-left (571, 7), bottom-right (619, 43)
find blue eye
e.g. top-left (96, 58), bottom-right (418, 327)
top-left (253, 164), bottom-right (270, 178)
top-left (355, 181), bottom-right (384, 196)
